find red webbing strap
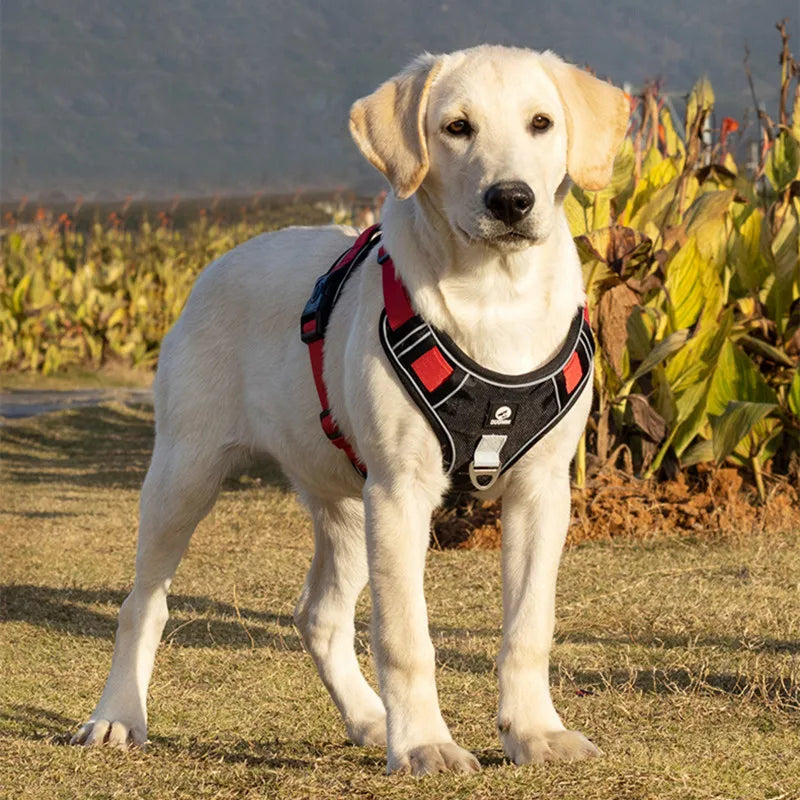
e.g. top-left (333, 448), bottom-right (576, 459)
top-left (307, 337), bottom-right (329, 409)
top-left (309, 336), bottom-right (364, 465)
top-left (379, 247), bottom-right (415, 330)
top-left (304, 230), bottom-right (377, 477)
top-left (337, 224), bottom-right (380, 272)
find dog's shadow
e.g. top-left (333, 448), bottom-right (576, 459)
top-left (0, 583), bottom-right (499, 665)
top-left (1, 403), bottom-right (289, 491)
top-left (0, 583), bottom-right (303, 651)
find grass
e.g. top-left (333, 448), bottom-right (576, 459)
top-left (1, 402), bottom-right (799, 799)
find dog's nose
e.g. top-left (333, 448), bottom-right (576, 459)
top-left (484, 181), bottom-right (535, 225)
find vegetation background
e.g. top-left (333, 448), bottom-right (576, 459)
top-left (3, 24), bottom-right (799, 504)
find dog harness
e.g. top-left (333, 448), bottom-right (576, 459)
top-left (301, 224), bottom-right (595, 492)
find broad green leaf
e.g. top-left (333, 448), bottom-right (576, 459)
top-left (671, 378), bottom-right (712, 456)
top-left (770, 205), bottom-right (799, 282)
top-left (765, 130), bottom-right (800, 192)
top-left (564, 190), bottom-right (589, 236)
top-left (665, 309), bottom-right (733, 394)
top-left (674, 378), bottom-right (710, 424)
top-left (12, 273), bottom-right (32, 316)
top-left (683, 189), bottom-right (735, 265)
top-left (606, 137), bottom-right (635, 198)
top-left (627, 328), bottom-right (690, 386)
top-left (706, 340), bottom-right (778, 416)
top-left (738, 334), bottom-right (795, 367)
top-left (622, 155), bottom-right (682, 227)
top-left (659, 106), bottom-right (684, 158)
top-left (664, 237), bottom-right (707, 330)
top-left (591, 193), bottom-right (611, 230)
top-left (680, 438), bottom-right (714, 467)
top-left (684, 189), bottom-right (735, 238)
top-left (626, 306), bottom-right (654, 362)
top-left (710, 401), bottom-right (777, 462)
top-left (792, 91), bottom-right (800, 142)
top-left (729, 207), bottom-right (770, 291)
top-left (686, 76), bottom-right (715, 135)
top-left (789, 370), bottom-right (800, 419)
top-left (765, 208), bottom-right (799, 335)
top-left (664, 311), bottom-right (734, 455)
top-left (641, 144), bottom-right (664, 180)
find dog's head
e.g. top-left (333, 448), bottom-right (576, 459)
top-left (349, 46), bottom-right (629, 251)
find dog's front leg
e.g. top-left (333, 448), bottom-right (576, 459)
top-left (364, 477), bottom-right (481, 775)
top-left (497, 460), bottom-right (601, 764)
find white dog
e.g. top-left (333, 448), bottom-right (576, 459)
top-left (71, 45), bottom-right (628, 775)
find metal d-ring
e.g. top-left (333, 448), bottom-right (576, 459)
top-left (468, 462), bottom-right (501, 491)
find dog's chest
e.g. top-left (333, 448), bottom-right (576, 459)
top-left (431, 291), bottom-right (573, 376)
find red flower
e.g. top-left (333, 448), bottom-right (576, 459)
top-left (720, 117), bottom-right (739, 151)
top-left (721, 117), bottom-right (739, 136)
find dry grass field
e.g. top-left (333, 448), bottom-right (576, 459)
top-left (1, 402), bottom-right (799, 799)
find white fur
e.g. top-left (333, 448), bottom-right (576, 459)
top-left (72, 45), bottom-right (625, 774)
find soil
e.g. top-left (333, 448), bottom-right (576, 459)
top-left (432, 466), bottom-right (800, 549)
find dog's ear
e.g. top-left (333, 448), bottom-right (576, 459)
top-left (349, 55), bottom-right (442, 200)
top-left (542, 55), bottom-right (630, 192)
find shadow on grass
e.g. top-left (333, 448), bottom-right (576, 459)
top-left (1, 404), bottom-right (289, 491)
top-left (3, 702), bottom-right (500, 772)
top-left (149, 735), bottom-right (388, 770)
top-left (1, 704), bottom-right (387, 770)
top-left (0, 704), bottom-right (79, 744)
top-left (2, 404), bottom-right (156, 490)
top-left (0, 584), bottom-right (499, 662)
top-left (0, 584), bottom-right (302, 652)
top-left (558, 630), bottom-right (800, 655)
top-left (563, 667), bottom-right (799, 711)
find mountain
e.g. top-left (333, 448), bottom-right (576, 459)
top-left (1, 0), bottom-right (797, 200)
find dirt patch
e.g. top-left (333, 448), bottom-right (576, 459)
top-left (432, 467), bottom-right (800, 550)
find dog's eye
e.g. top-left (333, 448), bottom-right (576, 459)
top-left (445, 119), bottom-right (472, 136)
top-left (531, 114), bottom-right (552, 132)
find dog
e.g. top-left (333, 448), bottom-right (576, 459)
top-left (71, 45), bottom-right (629, 775)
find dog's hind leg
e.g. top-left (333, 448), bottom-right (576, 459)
top-left (294, 494), bottom-right (387, 747)
top-left (71, 433), bottom-right (234, 749)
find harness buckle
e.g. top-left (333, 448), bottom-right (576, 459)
top-left (468, 462), bottom-right (501, 490)
top-left (468, 434), bottom-right (507, 491)
top-left (300, 273), bottom-right (329, 344)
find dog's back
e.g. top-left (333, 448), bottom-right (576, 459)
top-left (152, 224), bottom-right (360, 478)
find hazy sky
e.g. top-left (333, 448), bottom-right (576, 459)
top-left (2, 0), bottom-right (799, 200)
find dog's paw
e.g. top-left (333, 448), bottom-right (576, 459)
top-left (70, 718), bottom-right (147, 750)
top-left (346, 710), bottom-right (387, 747)
top-left (388, 742), bottom-right (481, 776)
top-left (500, 726), bottom-right (601, 765)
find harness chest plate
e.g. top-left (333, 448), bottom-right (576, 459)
top-left (301, 225), bottom-right (595, 492)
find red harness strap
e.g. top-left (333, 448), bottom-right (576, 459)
top-left (380, 247), bottom-right (454, 393)
top-left (303, 225), bottom-right (381, 476)
top-left (379, 246), bottom-right (415, 329)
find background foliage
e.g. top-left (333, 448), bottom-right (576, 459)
top-left (2, 28), bottom-right (799, 489)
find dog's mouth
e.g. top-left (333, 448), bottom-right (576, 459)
top-left (457, 226), bottom-right (537, 248)
top-left (492, 230), bottom-right (536, 245)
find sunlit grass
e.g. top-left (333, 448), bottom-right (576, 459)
top-left (2, 405), bottom-right (798, 799)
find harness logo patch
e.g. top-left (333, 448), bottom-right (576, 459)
top-left (486, 402), bottom-right (517, 427)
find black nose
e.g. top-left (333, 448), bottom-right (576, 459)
top-left (484, 181), bottom-right (535, 225)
